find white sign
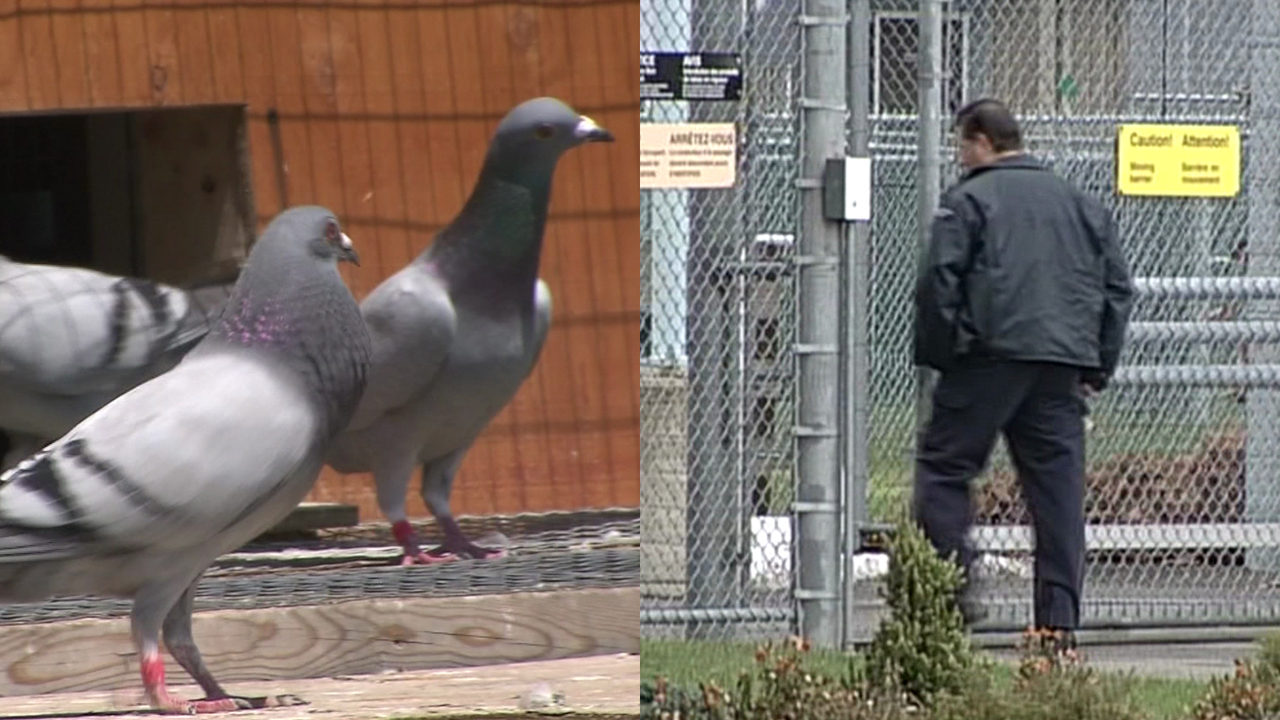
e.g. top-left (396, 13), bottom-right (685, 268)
top-left (843, 157), bottom-right (872, 221)
top-left (640, 123), bottom-right (737, 189)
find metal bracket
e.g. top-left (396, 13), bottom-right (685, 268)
top-left (794, 425), bottom-right (839, 438)
top-left (795, 178), bottom-right (822, 190)
top-left (793, 343), bottom-right (837, 355)
top-left (792, 254), bottom-right (839, 268)
top-left (797, 14), bottom-right (851, 26)
top-left (799, 97), bottom-right (847, 112)
top-left (793, 501), bottom-right (839, 514)
top-left (795, 589), bottom-right (841, 601)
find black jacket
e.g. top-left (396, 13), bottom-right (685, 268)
top-left (914, 154), bottom-right (1134, 383)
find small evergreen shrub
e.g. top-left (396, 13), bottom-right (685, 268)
top-left (863, 519), bottom-right (975, 706)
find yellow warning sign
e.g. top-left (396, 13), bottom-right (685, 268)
top-left (1117, 124), bottom-right (1240, 197)
top-left (640, 123), bottom-right (737, 189)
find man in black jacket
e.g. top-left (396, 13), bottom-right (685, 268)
top-left (913, 98), bottom-right (1134, 645)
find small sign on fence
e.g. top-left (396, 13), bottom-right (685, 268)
top-left (641, 52), bottom-right (742, 101)
top-left (1116, 124), bottom-right (1241, 197)
top-left (640, 123), bottom-right (737, 189)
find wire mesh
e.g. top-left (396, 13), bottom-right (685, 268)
top-left (642, 0), bottom-right (1280, 644)
top-left (640, 0), bottom-right (802, 640)
top-left (863, 0), bottom-right (1280, 633)
top-left (0, 510), bottom-right (639, 626)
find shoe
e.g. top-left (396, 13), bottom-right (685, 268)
top-left (959, 595), bottom-right (988, 625)
top-left (1029, 627), bottom-right (1078, 661)
top-left (1046, 628), bottom-right (1077, 655)
top-left (956, 585), bottom-right (988, 626)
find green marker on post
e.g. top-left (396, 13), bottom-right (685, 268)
top-left (1058, 74), bottom-right (1080, 100)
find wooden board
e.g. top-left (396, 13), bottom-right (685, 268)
top-left (0, 586), bottom-right (638, 698)
top-left (260, 501), bottom-right (360, 537)
top-left (0, 653), bottom-right (640, 718)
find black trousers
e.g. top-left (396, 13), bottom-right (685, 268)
top-left (913, 358), bottom-right (1087, 630)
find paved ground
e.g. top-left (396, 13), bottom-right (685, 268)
top-left (1, 654), bottom-right (640, 719)
top-left (986, 642), bottom-right (1252, 681)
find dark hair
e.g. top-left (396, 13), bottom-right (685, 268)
top-left (954, 98), bottom-right (1023, 152)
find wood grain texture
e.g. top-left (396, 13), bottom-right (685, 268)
top-left (0, 0), bottom-right (640, 520)
top-left (1, 654), bottom-right (640, 718)
top-left (0, 0), bottom-right (28, 109)
top-left (0, 586), bottom-right (639, 697)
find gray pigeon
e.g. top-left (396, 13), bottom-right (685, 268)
top-left (0, 257), bottom-right (233, 469)
top-left (0, 206), bottom-right (370, 714)
top-left (326, 97), bottom-right (613, 564)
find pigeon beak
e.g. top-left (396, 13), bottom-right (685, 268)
top-left (574, 115), bottom-right (614, 143)
top-left (338, 232), bottom-right (360, 267)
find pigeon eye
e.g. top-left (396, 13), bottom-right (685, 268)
top-left (534, 123), bottom-right (555, 140)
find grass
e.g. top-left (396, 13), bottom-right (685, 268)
top-left (642, 638), bottom-right (859, 688)
top-left (746, 391), bottom-right (1244, 523)
top-left (641, 638), bottom-right (1210, 720)
top-left (826, 398), bottom-right (1244, 523)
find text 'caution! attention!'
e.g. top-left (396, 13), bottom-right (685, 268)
top-left (1117, 124), bottom-right (1241, 198)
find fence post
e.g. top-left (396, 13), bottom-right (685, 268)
top-left (1246, 0), bottom-right (1280, 573)
top-left (684, 0), bottom-right (747, 639)
top-left (914, 0), bottom-right (944, 440)
top-left (796, 0), bottom-right (848, 648)
top-left (842, 0), bottom-right (872, 650)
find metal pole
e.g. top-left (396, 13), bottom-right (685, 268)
top-left (796, 0), bottom-right (848, 648)
top-left (685, 0), bottom-right (747, 640)
top-left (842, 0), bottom-right (872, 649)
top-left (914, 0), bottom-right (944, 439)
top-left (1246, 0), bottom-right (1280, 573)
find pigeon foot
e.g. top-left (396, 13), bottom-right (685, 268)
top-left (392, 519), bottom-right (505, 565)
top-left (143, 652), bottom-right (306, 714)
top-left (424, 540), bottom-right (506, 562)
top-left (151, 693), bottom-right (307, 714)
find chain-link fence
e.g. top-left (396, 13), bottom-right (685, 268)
top-left (640, 0), bottom-right (803, 640)
top-left (937, 0), bottom-right (1280, 633)
top-left (642, 0), bottom-right (1280, 644)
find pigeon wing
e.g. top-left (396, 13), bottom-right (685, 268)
top-left (0, 350), bottom-right (318, 561)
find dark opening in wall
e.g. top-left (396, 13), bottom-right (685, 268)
top-left (0, 104), bottom-right (255, 286)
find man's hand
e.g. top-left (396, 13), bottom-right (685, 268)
top-left (1081, 369), bottom-right (1108, 398)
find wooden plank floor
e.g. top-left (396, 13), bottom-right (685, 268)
top-left (0, 587), bottom-right (639, 697)
top-left (0, 654), bottom-right (640, 718)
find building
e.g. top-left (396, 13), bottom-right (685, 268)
top-left (0, 0), bottom-right (641, 523)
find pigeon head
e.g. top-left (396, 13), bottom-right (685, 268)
top-left (213, 205), bottom-right (365, 351)
top-left (208, 204), bottom-right (372, 431)
top-left (265, 205), bottom-right (361, 268)
top-left (483, 97), bottom-right (614, 185)
top-left (424, 99), bottom-right (613, 281)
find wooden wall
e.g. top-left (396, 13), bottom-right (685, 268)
top-left (0, 0), bottom-right (641, 521)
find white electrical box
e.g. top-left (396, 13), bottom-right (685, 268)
top-left (822, 156), bottom-right (873, 222)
